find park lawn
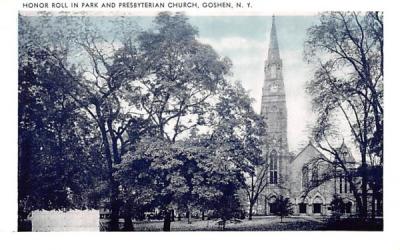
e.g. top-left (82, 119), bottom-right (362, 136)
top-left (132, 216), bottom-right (326, 231)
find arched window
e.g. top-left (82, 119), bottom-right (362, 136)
top-left (268, 195), bottom-right (278, 214)
top-left (312, 196), bottom-right (323, 214)
top-left (269, 150), bottom-right (278, 184)
top-left (302, 167), bottom-right (309, 188)
top-left (312, 166), bottom-right (319, 186)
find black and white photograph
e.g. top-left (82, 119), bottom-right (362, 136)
top-left (15, 8), bottom-right (386, 233)
top-left (16, 8), bottom-right (385, 232)
top-left (3, 0), bottom-right (400, 248)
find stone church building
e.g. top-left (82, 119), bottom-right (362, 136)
top-left (256, 16), bottom-right (357, 217)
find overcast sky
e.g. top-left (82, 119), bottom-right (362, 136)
top-left (189, 15), bottom-right (320, 153)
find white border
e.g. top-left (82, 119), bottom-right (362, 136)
top-left (1, 1), bottom-right (399, 250)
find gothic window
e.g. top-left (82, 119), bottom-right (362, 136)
top-left (339, 176), bottom-right (343, 193)
top-left (269, 150), bottom-right (278, 184)
top-left (302, 167), bottom-right (309, 188)
top-left (312, 166), bottom-right (318, 186)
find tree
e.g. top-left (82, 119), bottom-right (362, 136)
top-left (116, 12), bottom-right (231, 231)
top-left (212, 83), bottom-right (268, 221)
top-left (245, 168), bottom-right (268, 220)
top-left (116, 63), bottom-right (261, 231)
top-left (330, 194), bottom-right (345, 220)
top-left (304, 12), bottom-right (383, 219)
top-left (18, 16), bottom-right (107, 229)
top-left (18, 15), bottom-right (149, 230)
top-left (68, 19), bottom-right (146, 231)
top-left (203, 81), bottom-right (267, 222)
top-left (273, 195), bottom-right (293, 223)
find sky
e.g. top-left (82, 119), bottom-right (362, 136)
top-left (189, 15), bottom-right (320, 153)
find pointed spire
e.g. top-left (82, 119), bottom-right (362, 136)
top-left (267, 15), bottom-right (280, 62)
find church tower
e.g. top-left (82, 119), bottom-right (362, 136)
top-left (261, 16), bottom-right (290, 212)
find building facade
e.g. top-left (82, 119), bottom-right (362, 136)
top-left (257, 16), bottom-right (357, 217)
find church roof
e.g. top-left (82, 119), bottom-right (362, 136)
top-left (290, 141), bottom-right (358, 169)
top-left (336, 142), bottom-right (357, 165)
top-left (290, 141), bottom-right (328, 164)
top-left (267, 15), bottom-right (281, 62)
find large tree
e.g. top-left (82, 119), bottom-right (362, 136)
top-left (116, 33), bottom-right (265, 230)
top-left (18, 16), bottom-right (107, 228)
top-left (206, 81), bottom-right (267, 220)
top-left (18, 15), bottom-right (148, 230)
top-left (304, 12), bottom-right (383, 218)
top-left (124, 12), bottom-right (231, 231)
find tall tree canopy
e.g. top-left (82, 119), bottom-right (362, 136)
top-left (304, 11), bottom-right (383, 218)
top-left (18, 16), bottom-right (107, 220)
top-left (19, 12), bottom-right (268, 231)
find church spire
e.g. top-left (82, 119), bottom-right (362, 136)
top-left (261, 14), bottom-right (288, 153)
top-left (267, 15), bottom-right (281, 62)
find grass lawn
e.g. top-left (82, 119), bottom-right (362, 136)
top-left (132, 216), bottom-right (326, 231)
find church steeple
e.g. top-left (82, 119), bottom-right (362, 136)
top-left (260, 15), bottom-right (289, 186)
top-left (263, 16), bottom-right (283, 84)
top-left (267, 15), bottom-right (280, 62)
top-left (261, 15), bottom-right (289, 156)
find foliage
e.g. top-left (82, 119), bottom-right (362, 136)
top-left (124, 12), bottom-right (231, 142)
top-left (330, 194), bottom-right (345, 220)
top-left (18, 16), bottom-right (107, 218)
top-left (304, 11), bottom-right (383, 218)
top-left (272, 195), bottom-right (293, 222)
top-left (18, 12), bottom-right (265, 232)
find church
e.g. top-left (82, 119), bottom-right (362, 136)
top-left (256, 16), bottom-right (357, 217)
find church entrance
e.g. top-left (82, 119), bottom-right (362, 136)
top-left (312, 196), bottom-right (323, 214)
top-left (269, 202), bottom-right (278, 214)
top-left (299, 203), bottom-right (307, 214)
top-left (268, 196), bottom-right (278, 215)
top-left (313, 204), bottom-right (321, 214)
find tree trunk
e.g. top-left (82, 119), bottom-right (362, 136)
top-left (371, 191), bottom-right (376, 219)
top-left (352, 188), bottom-right (363, 218)
top-left (201, 211), bottom-right (205, 221)
top-left (163, 209), bottom-right (171, 231)
top-left (185, 204), bottom-right (192, 224)
top-left (97, 112), bottom-right (120, 231)
top-left (107, 119), bottom-right (121, 164)
top-left (248, 202), bottom-right (254, 220)
top-left (187, 210), bottom-right (192, 224)
top-left (360, 163), bottom-right (368, 219)
top-left (122, 201), bottom-right (134, 231)
top-left (109, 196), bottom-right (121, 231)
top-left (123, 214), bottom-right (134, 231)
